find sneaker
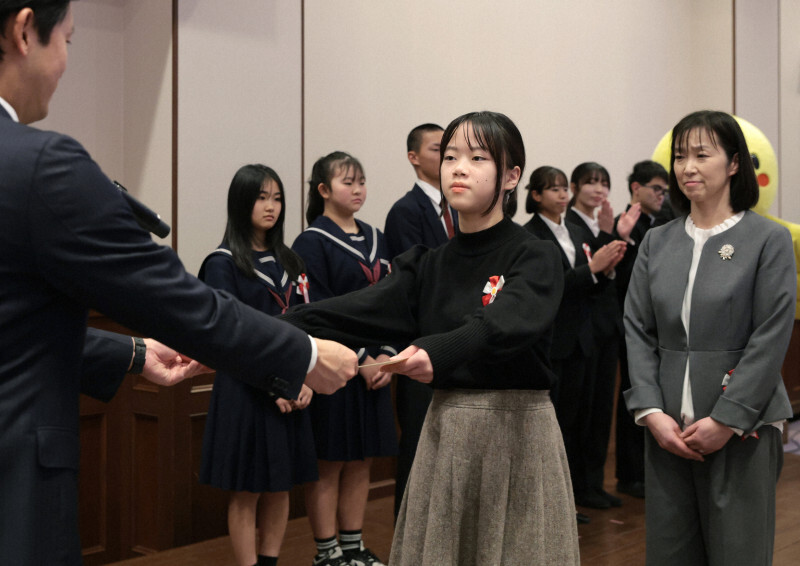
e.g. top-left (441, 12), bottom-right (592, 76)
top-left (312, 545), bottom-right (349, 566)
top-left (342, 542), bottom-right (386, 566)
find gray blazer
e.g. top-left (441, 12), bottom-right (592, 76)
top-left (624, 211), bottom-right (796, 434)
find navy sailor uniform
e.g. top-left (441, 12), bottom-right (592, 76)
top-left (292, 217), bottom-right (397, 461)
top-left (198, 246), bottom-right (318, 491)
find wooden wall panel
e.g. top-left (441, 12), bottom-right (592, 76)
top-left (132, 414), bottom-right (159, 555)
top-left (79, 413), bottom-right (107, 556)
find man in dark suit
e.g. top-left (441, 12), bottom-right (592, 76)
top-left (383, 123), bottom-right (457, 517)
top-left (613, 160), bottom-right (669, 499)
top-left (0, 3), bottom-right (357, 564)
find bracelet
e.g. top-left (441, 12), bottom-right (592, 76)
top-left (130, 337), bottom-right (147, 374)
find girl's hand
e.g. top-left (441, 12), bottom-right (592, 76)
top-left (589, 240), bottom-right (627, 274)
top-left (616, 202), bottom-right (642, 242)
top-left (291, 384), bottom-right (313, 410)
top-left (680, 417), bottom-right (735, 456)
top-left (597, 199), bottom-right (614, 233)
top-left (359, 355), bottom-right (381, 384)
top-left (275, 397), bottom-right (294, 414)
top-left (367, 354), bottom-right (393, 390)
top-left (388, 346), bottom-right (434, 384)
top-left (643, 412), bottom-right (704, 461)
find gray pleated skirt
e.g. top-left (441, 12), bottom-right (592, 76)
top-left (390, 389), bottom-right (580, 566)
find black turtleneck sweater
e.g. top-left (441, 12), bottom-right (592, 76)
top-left (281, 218), bottom-right (564, 390)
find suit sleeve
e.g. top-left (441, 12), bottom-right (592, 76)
top-left (384, 200), bottom-right (423, 259)
top-left (623, 230), bottom-right (665, 413)
top-left (80, 328), bottom-right (131, 402)
top-left (29, 134), bottom-right (310, 399)
top-left (710, 227), bottom-right (797, 431)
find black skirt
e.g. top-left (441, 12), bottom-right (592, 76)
top-left (200, 372), bottom-right (318, 492)
top-left (309, 375), bottom-right (397, 461)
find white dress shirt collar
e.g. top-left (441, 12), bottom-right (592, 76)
top-left (0, 95), bottom-right (19, 122)
top-left (570, 206), bottom-right (599, 237)
top-left (539, 213), bottom-right (576, 268)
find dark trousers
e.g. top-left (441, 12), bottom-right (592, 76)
top-left (644, 426), bottom-right (782, 566)
top-left (551, 354), bottom-right (590, 495)
top-left (616, 340), bottom-right (645, 483)
top-left (393, 375), bottom-right (433, 518)
top-left (583, 330), bottom-right (618, 493)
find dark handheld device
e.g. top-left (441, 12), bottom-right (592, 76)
top-left (113, 180), bottom-right (171, 238)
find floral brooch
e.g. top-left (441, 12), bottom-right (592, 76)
top-left (718, 244), bottom-right (734, 261)
top-left (482, 275), bottom-right (504, 306)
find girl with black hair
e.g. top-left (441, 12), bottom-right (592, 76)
top-left (282, 112), bottom-right (581, 564)
top-left (199, 164), bottom-right (317, 566)
top-left (292, 152), bottom-right (397, 566)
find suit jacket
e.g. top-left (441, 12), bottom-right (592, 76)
top-left (384, 184), bottom-right (456, 259)
top-left (565, 208), bottom-right (623, 336)
top-left (524, 214), bottom-right (595, 359)
top-left (623, 212), bottom-right (796, 434)
top-left (614, 207), bottom-right (654, 306)
top-left (0, 107), bottom-right (312, 565)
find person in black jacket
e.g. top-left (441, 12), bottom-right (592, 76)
top-left (0, 3), bottom-right (356, 564)
top-left (613, 159), bottom-right (669, 498)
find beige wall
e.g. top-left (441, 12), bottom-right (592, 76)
top-left (38, 0), bottom-right (173, 245)
top-left (303, 0), bottom-right (733, 231)
top-left (176, 0), bottom-right (303, 273)
top-left (779, 0), bottom-right (800, 223)
top-left (36, 0), bottom-right (798, 275)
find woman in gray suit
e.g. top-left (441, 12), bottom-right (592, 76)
top-left (624, 110), bottom-right (796, 566)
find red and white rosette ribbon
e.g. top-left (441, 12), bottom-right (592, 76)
top-left (296, 273), bottom-right (310, 303)
top-left (582, 243), bottom-right (593, 261)
top-left (482, 275), bottom-right (504, 306)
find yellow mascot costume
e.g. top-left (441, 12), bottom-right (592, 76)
top-left (652, 115), bottom-right (800, 319)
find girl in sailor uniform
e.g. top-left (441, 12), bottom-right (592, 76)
top-left (291, 152), bottom-right (397, 566)
top-left (199, 164), bottom-right (317, 566)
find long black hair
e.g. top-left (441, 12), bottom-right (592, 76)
top-left (305, 151), bottom-right (364, 225)
top-left (223, 164), bottom-right (304, 280)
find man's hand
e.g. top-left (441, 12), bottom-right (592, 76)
top-left (141, 338), bottom-right (212, 386)
top-left (681, 417), bottom-right (735, 456)
top-left (616, 202), bottom-right (642, 241)
top-left (386, 345), bottom-right (433, 384)
top-left (305, 338), bottom-right (358, 394)
top-left (643, 412), bottom-right (704, 461)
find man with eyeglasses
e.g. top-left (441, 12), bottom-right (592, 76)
top-left (613, 160), bottom-right (669, 500)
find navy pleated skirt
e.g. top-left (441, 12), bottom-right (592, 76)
top-left (200, 372), bottom-right (318, 492)
top-left (309, 375), bottom-right (397, 461)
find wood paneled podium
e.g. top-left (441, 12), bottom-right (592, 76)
top-left (79, 314), bottom-right (395, 565)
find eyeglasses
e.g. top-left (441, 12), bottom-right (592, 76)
top-left (643, 185), bottom-right (668, 196)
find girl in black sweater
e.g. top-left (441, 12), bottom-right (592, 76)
top-left (283, 111), bottom-right (580, 565)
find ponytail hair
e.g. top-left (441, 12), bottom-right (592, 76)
top-left (306, 151), bottom-right (365, 225)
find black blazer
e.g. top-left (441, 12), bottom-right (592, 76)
top-left (384, 184), bottom-right (457, 259)
top-left (565, 208), bottom-right (623, 336)
top-left (614, 207), bottom-right (655, 306)
top-left (0, 107), bottom-right (312, 565)
top-left (524, 214), bottom-right (594, 359)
